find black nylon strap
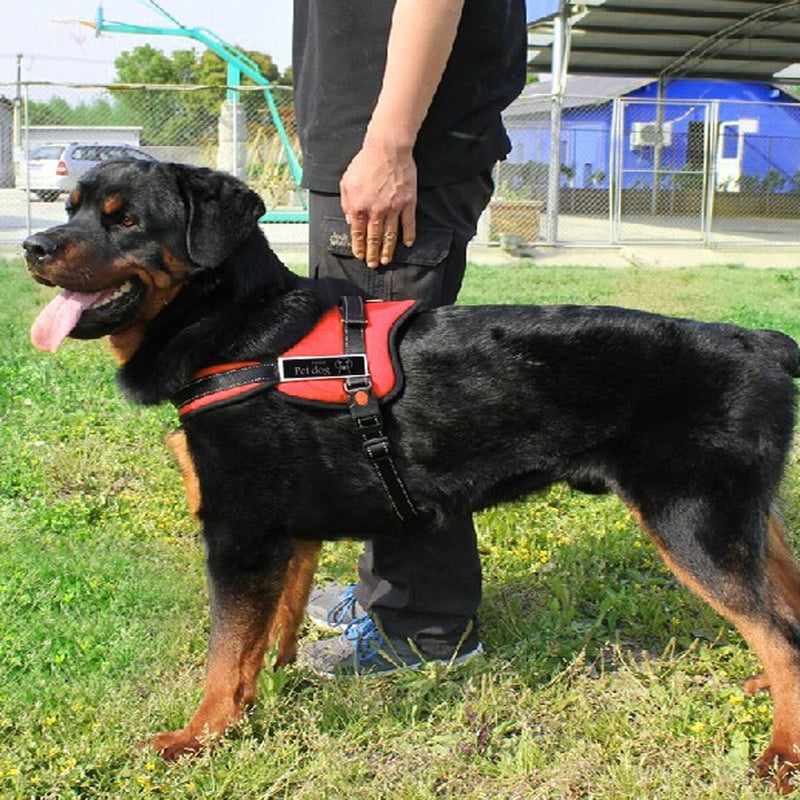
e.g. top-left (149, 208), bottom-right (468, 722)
top-left (340, 296), bottom-right (418, 523)
top-left (174, 362), bottom-right (280, 416)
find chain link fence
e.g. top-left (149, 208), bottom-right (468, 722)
top-left (493, 88), bottom-right (800, 249)
top-left (0, 81), bottom-right (303, 247)
top-left (2, 81), bottom-right (800, 250)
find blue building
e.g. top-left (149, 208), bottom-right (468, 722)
top-left (503, 76), bottom-right (800, 195)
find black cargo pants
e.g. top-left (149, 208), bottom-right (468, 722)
top-left (308, 171), bottom-right (493, 655)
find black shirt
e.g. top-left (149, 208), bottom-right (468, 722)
top-left (293, 0), bottom-right (528, 193)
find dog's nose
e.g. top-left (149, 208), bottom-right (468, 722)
top-left (23, 233), bottom-right (59, 262)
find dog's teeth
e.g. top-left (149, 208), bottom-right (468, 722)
top-left (112, 282), bottom-right (132, 300)
top-left (94, 280), bottom-right (133, 308)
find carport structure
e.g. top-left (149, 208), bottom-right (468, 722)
top-left (525, 1), bottom-right (800, 244)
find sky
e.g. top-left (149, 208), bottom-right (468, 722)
top-left (0, 0), bottom-right (297, 89)
top-left (1, 1), bottom-right (545, 92)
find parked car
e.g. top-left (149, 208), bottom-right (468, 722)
top-left (17, 142), bottom-right (156, 201)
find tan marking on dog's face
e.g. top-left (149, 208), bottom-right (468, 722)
top-left (102, 195), bottom-right (125, 217)
top-left (107, 247), bottom-right (191, 363)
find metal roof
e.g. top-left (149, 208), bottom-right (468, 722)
top-left (503, 75), bottom-right (650, 121)
top-left (528, 1), bottom-right (800, 82)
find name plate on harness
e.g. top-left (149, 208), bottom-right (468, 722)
top-left (277, 354), bottom-right (368, 383)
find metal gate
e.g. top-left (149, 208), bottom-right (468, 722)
top-left (614, 99), bottom-right (712, 244)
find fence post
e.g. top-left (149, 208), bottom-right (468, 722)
top-left (545, 2), bottom-right (571, 245)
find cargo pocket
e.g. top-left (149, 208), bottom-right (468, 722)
top-left (316, 216), bottom-right (454, 303)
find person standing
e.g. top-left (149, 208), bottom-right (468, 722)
top-left (292, 0), bottom-right (528, 675)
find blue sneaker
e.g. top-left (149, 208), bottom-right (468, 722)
top-left (306, 583), bottom-right (365, 632)
top-left (301, 614), bottom-right (484, 678)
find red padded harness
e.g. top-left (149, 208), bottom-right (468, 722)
top-left (174, 299), bottom-right (416, 417)
top-left (173, 297), bottom-right (420, 522)
top-left (277, 298), bottom-right (415, 404)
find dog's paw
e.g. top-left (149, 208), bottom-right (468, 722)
top-left (150, 728), bottom-right (204, 761)
top-left (754, 747), bottom-right (799, 795)
top-left (743, 672), bottom-right (771, 695)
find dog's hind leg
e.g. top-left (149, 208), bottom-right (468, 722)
top-left (748, 514), bottom-right (800, 791)
top-left (743, 518), bottom-right (800, 698)
top-left (268, 539), bottom-right (321, 666)
top-left (637, 505), bottom-right (800, 793)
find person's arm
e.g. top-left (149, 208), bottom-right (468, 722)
top-left (340, 0), bottom-right (465, 267)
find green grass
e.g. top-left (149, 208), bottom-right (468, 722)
top-left (2, 256), bottom-right (800, 798)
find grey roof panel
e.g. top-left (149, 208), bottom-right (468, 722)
top-left (528, 1), bottom-right (800, 81)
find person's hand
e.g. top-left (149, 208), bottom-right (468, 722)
top-left (340, 139), bottom-right (417, 268)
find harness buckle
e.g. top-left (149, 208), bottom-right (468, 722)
top-left (344, 374), bottom-right (373, 394)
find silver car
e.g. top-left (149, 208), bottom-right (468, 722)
top-left (17, 142), bottom-right (156, 201)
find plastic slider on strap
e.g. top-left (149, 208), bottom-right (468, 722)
top-left (363, 435), bottom-right (391, 460)
top-left (344, 374), bottom-right (372, 394)
top-left (341, 295), bottom-right (367, 326)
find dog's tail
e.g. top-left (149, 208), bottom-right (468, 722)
top-left (756, 329), bottom-right (800, 378)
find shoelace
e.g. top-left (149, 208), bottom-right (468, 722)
top-left (342, 614), bottom-right (385, 664)
top-left (326, 583), bottom-right (358, 627)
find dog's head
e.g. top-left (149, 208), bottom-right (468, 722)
top-left (23, 160), bottom-right (265, 354)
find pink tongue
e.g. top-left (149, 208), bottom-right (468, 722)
top-left (31, 289), bottom-right (107, 353)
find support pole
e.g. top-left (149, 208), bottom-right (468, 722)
top-left (546, 1), bottom-right (571, 245)
top-left (650, 76), bottom-right (666, 214)
top-left (93, 6), bottom-right (306, 219)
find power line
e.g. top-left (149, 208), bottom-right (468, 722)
top-left (0, 53), bottom-right (115, 64)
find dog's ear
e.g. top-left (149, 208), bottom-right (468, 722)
top-left (170, 164), bottom-right (266, 268)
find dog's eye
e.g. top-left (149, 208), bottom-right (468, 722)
top-left (118, 214), bottom-right (138, 228)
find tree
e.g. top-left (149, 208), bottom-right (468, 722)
top-left (27, 95), bottom-right (138, 128)
top-left (112, 45), bottom-right (292, 146)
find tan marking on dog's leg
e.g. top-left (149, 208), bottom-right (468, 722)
top-left (151, 567), bottom-right (286, 760)
top-left (636, 509), bottom-right (800, 793)
top-left (165, 430), bottom-right (202, 519)
top-left (151, 593), bottom-right (278, 759)
top-left (268, 539), bottom-right (321, 666)
top-left (743, 673), bottom-right (771, 695)
top-left (766, 515), bottom-right (800, 622)
top-left (744, 519), bottom-right (800, 699)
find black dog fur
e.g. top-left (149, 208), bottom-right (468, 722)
top-left (23, 160), bottom-right (800, 786)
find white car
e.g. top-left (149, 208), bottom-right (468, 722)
top-left (17, 142), bottom-right (156, 201)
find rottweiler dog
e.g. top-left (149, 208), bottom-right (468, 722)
top-left (22, 160), bottom-right (800, 788)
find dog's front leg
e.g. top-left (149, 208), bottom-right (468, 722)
top-left (268, 539), bottom-right (321, 666)
top-left (151, 536), bottom-right (292, 760)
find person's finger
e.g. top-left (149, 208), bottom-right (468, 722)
top-left (350, 213), bottom-right (367, 260)
top-left (400, 202), bottom-right (416, 247)
top-left (380, 214), bottom-right (401, 265)
top-left (365, 218), bottom-right (384, 268)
